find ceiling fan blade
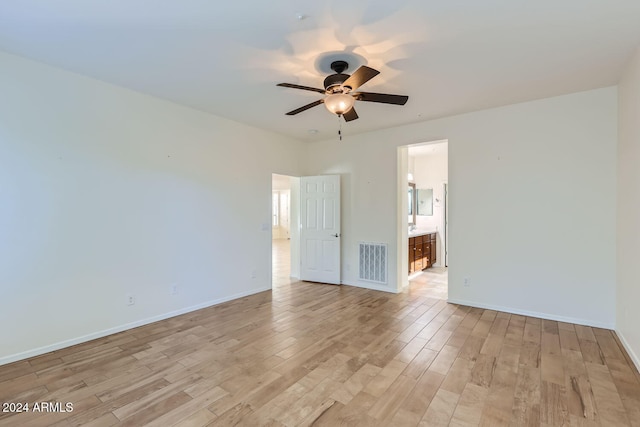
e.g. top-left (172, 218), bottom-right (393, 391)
top-left (343, 107), bottom-right (358, 122)
top-left (285, 99), bottom-right (324, 115)
top-left (354, 92), bottom-right (409, 105)
top-left (277, 83), bottom-right (326, 94)
top-left (342, 66), bottom-right (380, 91)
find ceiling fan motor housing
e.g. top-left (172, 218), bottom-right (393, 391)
top-left (324, 73), bottom-right (350, 93)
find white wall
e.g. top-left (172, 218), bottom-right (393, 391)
top-left (0, 52), bottom-right (304, 365)
top-left (413, 149), bottom-right (447, 231)
top-left (306, 87), bottom-right (617, 328)
top-left (407, 154), bottom-right (415, 226)
top-left (617, 46), bottom-right (640, 370)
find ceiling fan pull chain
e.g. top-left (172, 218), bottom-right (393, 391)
top-left (338, 114), bottom-right (343, 141)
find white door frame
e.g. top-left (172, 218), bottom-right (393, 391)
top-left (443, 182), bottom-right (448, 267)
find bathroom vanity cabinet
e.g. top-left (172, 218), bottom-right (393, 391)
top-left (409, 232), bottom-right (436, 274)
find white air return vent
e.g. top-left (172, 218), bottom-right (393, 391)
top-left (358, 242), bottom-right (388, 284)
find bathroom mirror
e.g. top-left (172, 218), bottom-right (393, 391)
top-left (417, 188), bottom-right (433, 216)
top-left (408, 183), bottom-right (416, 225)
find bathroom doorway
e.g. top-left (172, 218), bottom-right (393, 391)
top-left (403, 141), bottom-right (449, 298)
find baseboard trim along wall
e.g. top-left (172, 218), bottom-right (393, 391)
top-left (615, 330), bottom-right (640, 374)
top-left (342, 280), bottom-right (401, 294)
top-left (447, 298), bottom-right (616, 330)
top-left (0, 286), bottom-right (272, 367)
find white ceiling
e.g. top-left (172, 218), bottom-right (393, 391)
top-left (1, 1), bottom-right (639, 142)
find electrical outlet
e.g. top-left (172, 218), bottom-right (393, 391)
top-left (463, 277), bottom-right (470, 287)
top-left (126, 294), bottom-right (135, 306)
top-left (251, 269), bottom-right (257, 279)
top-left (170, 284), bottom-right (179, 295)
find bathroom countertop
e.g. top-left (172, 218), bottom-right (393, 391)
top-left (408, 229), bottom-right (437, 238)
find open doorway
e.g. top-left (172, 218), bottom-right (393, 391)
top-left (272, 174), bottom-right (292, 286)
top-left (402, 141), bottom-right (449, 298)
top-left (271, 174), bottom-right (300, 288)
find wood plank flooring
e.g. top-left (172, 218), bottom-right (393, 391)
top-left (0, 240), bottom-right (638, 426)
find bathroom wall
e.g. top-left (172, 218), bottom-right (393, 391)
top-left (411, 143), bottom-right (448, 266)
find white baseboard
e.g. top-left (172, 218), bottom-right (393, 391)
top-left (0, 286), bottom-right (271, 367)
top-left (615, 330), bottom-right (640, 374)
top-left (447, 298), bottom-right (615, 330)
top-left (341, 280), bottom-right (400, 294)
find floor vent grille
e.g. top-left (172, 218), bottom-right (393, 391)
top-left (359, 242), bottom-right (387, 284)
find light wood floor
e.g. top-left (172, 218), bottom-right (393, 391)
top-left (1, 241), bottom-right (639, 426)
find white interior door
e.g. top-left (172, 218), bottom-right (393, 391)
top-left (300, 175), bottom-right (341, 284)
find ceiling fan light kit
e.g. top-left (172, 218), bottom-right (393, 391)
top-left (277, 60), bottom-right (409, 123)
top-left (324, 93), bottom-right (355, 115)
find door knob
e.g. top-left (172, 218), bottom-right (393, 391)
top-left (332, 233), bottom-right (340, 237)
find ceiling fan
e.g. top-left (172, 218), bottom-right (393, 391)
top-left (277, 60), bottom-right (408, 122)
